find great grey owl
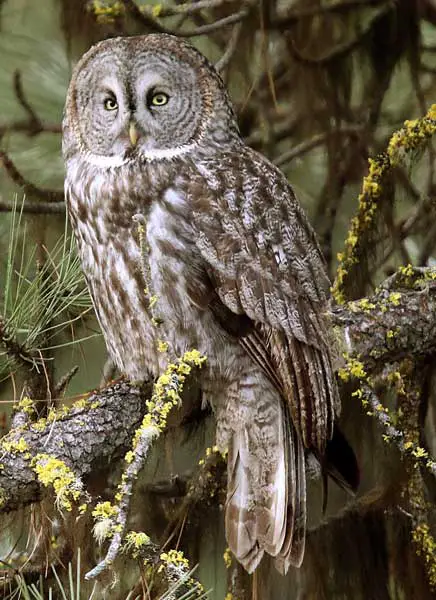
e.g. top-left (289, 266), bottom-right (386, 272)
top-left (63, 34), bottom-right (357, 574)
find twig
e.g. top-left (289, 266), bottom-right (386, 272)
top-left (53, 365), bottom-right (79, 398)
top-left (274, 126), bottom-right (363, 167)
top-left (122, 0), bottom-right (170, 33)
top-left (13, 71), bottom-right (42, 133)
top-left (360, 384), bottom-right (436, 477)
top-left (160, 447), bottom-right (226, 549)
top-left (0, 199), bottom-right (65, 214)
top-left (145, 0), bottom-right (239, 18)
top-left (215, 20), bottom-right (243, 73)
top-left (85, 350), bottom-right (206, 580)
top-left (0, 316), bottom-right (38, 372)
top-left (273, 0), bottom-right (393, 28)
top-left (0, 150), bottom-right (64, 203)
top-left (0, 70), bottom-right (61, 138)
top-left (123, 0), bottom-right (249, 37)
top-left (175, 8), bottom-right (249, 37)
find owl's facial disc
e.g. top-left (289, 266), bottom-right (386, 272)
top-left (68, 36), bottom-right (239, 165)
top-left (74, 52), bottom-right (205, 161)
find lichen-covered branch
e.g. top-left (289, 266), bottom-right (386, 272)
top-left (0, 381), bottom-right (148, 512)
top-left (332, 104), bottom-right (436, 304)
top-left (84, 349), bottom-right (207, 580)
top-left (331, 266), bottom-right (436, 369)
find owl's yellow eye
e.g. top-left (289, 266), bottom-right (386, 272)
top-left (150, 92), bottom-right (169, 107)
top-left (104, 97), bottom-right (118, 111)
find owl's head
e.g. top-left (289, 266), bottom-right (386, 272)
top-left (63, 34), bottom-right (240, 166)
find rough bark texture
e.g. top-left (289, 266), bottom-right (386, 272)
top-left (0, 381), bottom-right (149, 512)
top-left (332, 272), bottom-right (436, 368)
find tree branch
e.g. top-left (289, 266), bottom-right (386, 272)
top-left (331, 267), bottom-right (436, 370)
top-left (0, 381), bottom-right (149, 512)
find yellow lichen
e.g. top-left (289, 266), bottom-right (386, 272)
top-left (2, 437), bottom-right (28, 454)
top-left (92, 501), bottom-right (118, 542)
top-left (349, 298), bottom-right (376, 313)
top-left (136, 349), bottom-right (207, 435)
top-left (32, 454), bottom-right (82, 512)
top-left (159, 549), bottom-right (190, 574)
top-left (388, 292), bottom-right (401, 306)
top-left (0, 488), bottom-right (8, 508)
top-left (72, 398), bottom-right (88, 410)
top-left (151, 4), bottom-right (162, 17)
top-left (412, 523), bottom-right (436, 588)
top-left (399, 264), bottom-right (414, 278)
top-left (205, 445), bottom-right (220, 457)
top-left (125, 450), bottom-right (134, 464)
top-left (88, 0), bottom-right (125, 23)
top-left (31, 418), bottom-right (47, 432)
top-left (156, 339), bottom-right (169, 353)
top-left (412, 447), bottom-right (428, 459)
top-left (17, 396), bottom-right (35, 416)
top-left (47, 405), bottom-right (70, 423)
top-left (124, 531), bottom-right (150, 558)
top-left (338, 356), bottom-right (366, 382)
top-left (223, 547), bottom-right (232, 568)
top-left (388, 105), bottom-right (436, 164)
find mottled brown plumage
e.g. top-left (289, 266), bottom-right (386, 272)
top-left (63, 34), bottom-right (353, 574)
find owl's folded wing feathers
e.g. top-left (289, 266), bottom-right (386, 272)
top-left (186, 148), bottom-right (339, 455)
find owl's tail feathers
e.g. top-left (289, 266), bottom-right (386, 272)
top-left (225, 400), bottom-right (306, 575)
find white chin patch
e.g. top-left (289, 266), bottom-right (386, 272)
top-left (139, 143), bottom-right (197, 161)
top-left (84, 152), bottom-right (129, 169)
top-left (84, 142), bottom-right (197, 168)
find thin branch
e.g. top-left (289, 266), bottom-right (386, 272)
top-left (13, 71), bottom-right (42, 132)
top-left (123, 0), bottom-right (249, 37)
top-left (273, 0), bottom-right (394, 28)
top-left (175, 8), bottom-right (249, 37)
top-left (143, 0), bottom-right (239, 18)
top-left (85, 350), bottom-right (206, 580)
top-left (274, 126), bottom-right (363, 167)
top-left (215, 20), bottom-right (243, 73)
top-left (53, 365), bottom-right (79, 398)
top-left (0, 151), bottom-right (64, 203)
top-left (0, 198), bottom-right (65, 214)
top-left (0, 71), bottom-right (61, 138)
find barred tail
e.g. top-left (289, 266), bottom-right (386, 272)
top-left (225, 382), bottom-right (306, 574)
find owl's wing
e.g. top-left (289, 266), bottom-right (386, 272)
top-left (183, 148), bottom-right (341, 572)
top-left (188, 148), bottom-right (339, 455)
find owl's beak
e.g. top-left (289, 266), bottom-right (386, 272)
top-left (129, 122), bottom-right (139, 147)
